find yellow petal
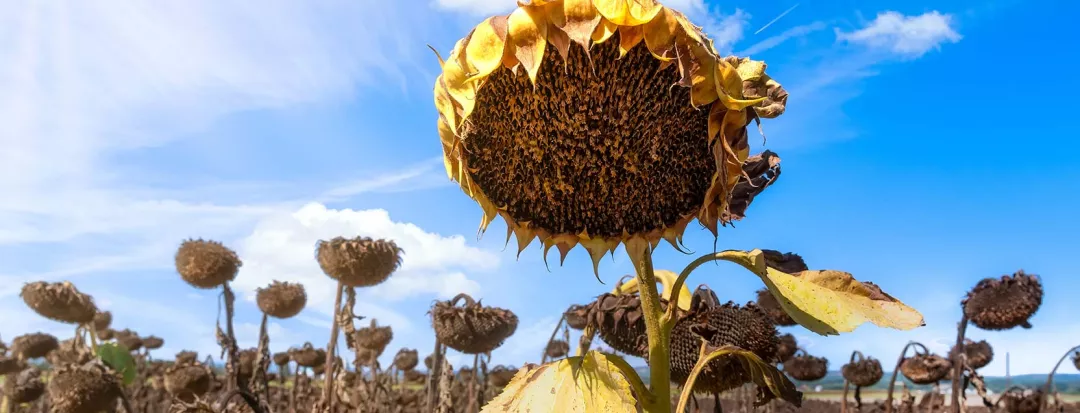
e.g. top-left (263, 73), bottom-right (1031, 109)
top-left (733, 57), bottom-right (767, 82)
top-left (481, 351), bottom-right (639, 413)
top-left (593, 0), bottom-right (663, 27)
top-left (714, 59), bottom-right (766, 110)
top-left (442, 44), bottom-right (478, 122)
top-left (642, 7), bottom-right (679, 61)
top-left (591, 17), bottom-right (619, 44)
top-left (464, 16), bottom-right (510, 83)
top-left (562, 0), bottom-right (602, 48)
top-left (507, 6), bottom-right (549, 85)
top-left (687, 42), bottom-right (718, 107)
top-left (433, 75), bottom-right (458, 130)
top-left (741, 250), bottom-right (925, 335)
top-left (617, 25), bottom-right (644, 57)
top-left (437, 119), bottom-right (459, 180)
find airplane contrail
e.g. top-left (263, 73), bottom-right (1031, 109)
top-left (753, 3), bottom-right (801, 35)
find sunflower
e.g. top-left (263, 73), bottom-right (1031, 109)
top-left (433, 0), bottom-right (787, 270)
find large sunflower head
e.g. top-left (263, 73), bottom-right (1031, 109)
top-left (434, 0), bottom-right (787, 271)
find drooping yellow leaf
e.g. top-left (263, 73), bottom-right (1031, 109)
top-left (612, 269), bottom-right (693, 311)
top-left (737, 249), bottom-right (925, 335)
top-left (481, 351), bottom-right (639, 413)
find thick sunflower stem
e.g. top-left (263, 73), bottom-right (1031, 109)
top-left (950, 315), bottom-right (969, 413)
top-left (85, 324), bottom-right (99, 354)
top-left (466, 353), bottom-right (480, 413)
top-left (223, 282), bottom-right (241, 392)
top-left (320, 282), bottom-right (345, 410)
top-left (1041, 344), bottom-right (1080, 411)
top-left (885, 341), bottom-right (927, 413)
top-left (635, 251), bottom-right (672, 413)
top-left (841, 379), bottom-right (850, 413)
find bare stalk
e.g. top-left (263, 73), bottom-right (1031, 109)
top-left (949, 314), bottom-right (969, 413)
top-left (320, 282), bottom-right (345, 409)
top-left (1041, 344), bottom-right (1080, 411)
top-left (465, 354), bottom-right (480, 413)
top-left (426, 341), bottom-right (445, 409)
top-left (842, 350), bottom-right (864, 413)
top-left (222, 282), bottom-right (241, 392)
top-left (254, 312), bottom-right (272, 405)
top-left (635, 251), bottom-right (671, 413)
top-left (885, 341), bottom-right (928, 413)
top-left (540, 314), bottom-right (566, 363)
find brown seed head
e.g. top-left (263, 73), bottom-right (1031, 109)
top-left (174, 238), bottom-right (242, 289)
top-left (237, 348), bottom-right (257, 378)
top-left (47, 364), bottom-right (122, 413)
top-left (404, 369), bottom-right (427, 384)
top-left (3, 368), bottom-right (45, 403)
top-left (143, 335), bottom-right (164, 350)
top-left (118, 334), bottom-right (143, 352)
top-left (545, 340), bottom-right (570, 359)
top-left (92, 311), bottom-right (112, 331)
top-left (784, 353), bottom-right (829, 382)
top-left (760, 249), bottom-right (809, 274)
top-left (289, 343), bottom-right (325, 368)
top-left (962, 270), bottom-right (1043, 330)
top-left (1000, 389), bottom-right (1042, 413)
top-left (164, 363), bottom-right (212, 402)
top-left (273, 351), bottom-right (290, 366)
top-left (951, 339), bottom-right (994, 370)
top-left (430, 293), bottom-right (518, 354)
top-left (669, 302), bottom-right (780, 393)
top-left (96, 328), bottom-right (115, 340)
top-left (589, 293), bottom-right (651, 358)
top-left (900, 354), bottom-right (951, 384)
top-left (176, 350), bottom-right (198, 365)
top-left (20, 281), bottom-right (98, 324)
top-left (756, 289), bottom-right (796, 326)
top-left (315, 236), bottom-right (403, 287)
top-left (424, 354), bottom-right (434, 370)
top-left (393, 348), bottom-right (419, 371)
top-left (47, 339), bottom-right (93, 367)
top-left (0, 354), bottom-right (27, 375)
top-left (842, 356), bottom-right (884, 387)
top-left (354, 318), bottom-right (394, 356)
top-left (11, 333), bottom-right (59, 359)
top-left (776, 333), bottom-right (798, 363)
top-left (488, 365), bottom-right (518, 388)
top-left (564, 304), bottom-right (590, 330)
top-left (256, 281), bottom-right (307, 319)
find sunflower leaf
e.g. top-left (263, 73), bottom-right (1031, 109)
top-left (96, 342), bottom-right (137, 385)
top-left (738, 249), bottom-right (925, 335)
top-left (685, 344), bottom-right (802, 407)
top-left (481, 351), bottom-right (639, 412)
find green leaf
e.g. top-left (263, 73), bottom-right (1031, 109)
top-left (96, 343), bottom-right (137, 385)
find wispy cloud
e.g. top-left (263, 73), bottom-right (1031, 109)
top-left (836, 11), bottom-right (961, 58)
top-left (738, 21), bottom-right (828, 56)
top-left (753, 3), bottom-right (800, 35)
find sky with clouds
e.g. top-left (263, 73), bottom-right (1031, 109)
top-left (1, 0), bottom-right (1077, 379)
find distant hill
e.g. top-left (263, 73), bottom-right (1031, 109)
top-left (634, 368), bottom-right (1080, 394)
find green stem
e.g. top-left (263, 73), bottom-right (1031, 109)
top-left (635, 251), bottom-right (671, 413)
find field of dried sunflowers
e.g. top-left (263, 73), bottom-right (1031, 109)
top-left (1, 0), bottom-right (1077, 413)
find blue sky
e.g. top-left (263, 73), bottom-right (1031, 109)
top-left (1, 0), bottom-right (1077, 378)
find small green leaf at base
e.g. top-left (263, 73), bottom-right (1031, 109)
top-left (96, 342), bottom-right (137, 385)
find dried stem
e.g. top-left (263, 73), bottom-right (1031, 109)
top-left (426, 341), bottom-right (444, 409)
top-left (466, 354), bottom-right (479, 413)
top-left (950, 314), bottom-right (969, 413)
top-left (254, 312), bottom-right (272, 406)
top-left (1041, 344), bottom-right (1080, 411)
top-left (222, 282), bottom-right (241, 392)
top-left (885, 341), bottom-right (928, 413)
top-left (635, 251), bottom-right (670, 413)
top-left (320, 282), bottom-right (346, 409)
top-left (540, 314), bottom-right (566, 363)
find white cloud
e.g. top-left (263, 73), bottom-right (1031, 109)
top-left (495, 316), bottom-right (560, 365)
top-left (836, 11), bottom-right (961, 58)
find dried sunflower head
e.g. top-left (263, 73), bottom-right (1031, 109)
top-left (588, 293), bottom-right (650, 358)
top-left (176, 350), bottom-right (198, 365)
top-left (393, 348), bottom-right (419, 371)
top-left (900, 353), bottom-right (950, 385)
top-left (175, 239), bottom-right (242, 289)
top-left (47, 363), bottom-right (122, 413)
top-left (424, 354), bottom-right (434, 370)
top-left (273, 351), bottom-right (290, 366)
top-left (0, 354), bottom-right (27, 375)
top-left (11, 332), bottom-right (59, 359)
top-left (545, 340), bottom-right (570, 359)
top-left (20, 281), bottom-right (98, 325)
top-left (667, 302), bottom-right (779, 394)
top-left (962, 270), bottom-right (1042, 330)
top-left (165, 363), bottom-right (212, 402)
top-left (143, 335), bottom-right (165, 350)
top-left (999, 388), bottom-right (1042, 413)
top-left (404, 369), bottom-right (427, 384)
top-left (92, 311), bottom-right (112, 331)
top-left (430, 293), bottom-right (518, 354)
top-left (775, 333), bottom-right (798, 363)
top-left (118, 334), bottom-right (143, 352)
top-left (488, 365), bottom-right (518, 388)
top-left (96, 328), bottom-right (115, 340)
top-left (315, 236), bottom-right (403, 288)
top-left (46, 339), bottom-right (93, 367)
top-left (841, 354), bottom-right (884, 387)
top-left (256, 281), bottom-right (307, 319)
top-left (353, 318), bottom-right (394, 356)
top-left (289, 342), bottom-right (325, 368)
top-left (951, 339), bottom-right (994, 370)
top-left (784, 351), bottom-right (829, 382)
top-left (756, 288), bottom-right (796, 326)
top-left (3, 367), bottom-right (44, 403)
top-left (434, 0), bottom-right (787, 271)
top-left (563, 304), bottom-right (590, 330)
